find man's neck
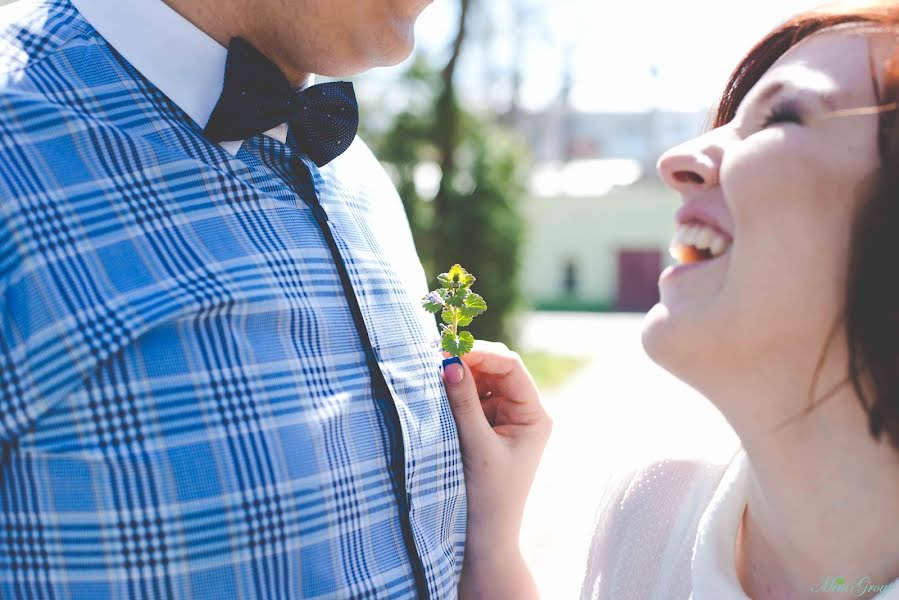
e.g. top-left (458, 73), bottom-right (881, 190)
top-left (734, 385), bottom-right (899, 599)
top-left (161, 0), bottom-right (311, 87)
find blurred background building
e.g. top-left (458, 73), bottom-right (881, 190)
top-left (515, 107), bottom-right (707, 312)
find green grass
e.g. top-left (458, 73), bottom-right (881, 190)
top-left (520, 351), bottom-right (589, 391)
top-left (531, 298), bottom-right (613, 312)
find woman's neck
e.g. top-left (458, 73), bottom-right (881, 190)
top-left (734, 384), bottom-right (899, 600)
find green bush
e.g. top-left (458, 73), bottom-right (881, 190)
top-left (372, 58), bottom-right (529, 344)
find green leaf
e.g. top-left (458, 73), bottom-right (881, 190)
top-left (456, 313), bottom-right (473, 327)
top-left (441, 329), bottom-right (458, 355)
top-left (458, 330), bottom-right (475, 354)
top-left (437, 270), bottom-right (453, 288)
top-left (423, 289), bottom-right (454, 313)
top-left (441, 307), bottom-right (456, 325)
top-left (461, 292), bottom-right (487, 319)
top-left (446, 287), bottom-right (468, 308)
top-left (438, 264), bottom-right (475, 289)
top-left (442, 329), bottom-right (475, 356)
top-left (422, 297), bottom-right (443, 313)
top-left (449, 264), bottom-right (476, 287)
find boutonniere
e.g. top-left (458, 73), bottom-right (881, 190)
top-left (422, 264), bottom-right (487, 357)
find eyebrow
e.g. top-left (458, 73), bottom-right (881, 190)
top-left (749, 78), bottom-right (838, 111)
top-left (755, 81), bottom-right (786, 108)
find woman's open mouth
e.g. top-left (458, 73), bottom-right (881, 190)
top-left (669, 222), bottom-right (732, 264)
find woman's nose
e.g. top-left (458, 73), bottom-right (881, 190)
top-left (656, 136), bottom-right (722, 192)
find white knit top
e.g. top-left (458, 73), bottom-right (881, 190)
top-left (580, 449), bottom-right (899, 599)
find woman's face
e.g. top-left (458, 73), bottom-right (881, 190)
top-left (644, 30), bottom-right (885, 398)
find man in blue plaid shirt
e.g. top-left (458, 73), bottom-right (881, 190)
top-left (0, 0), bottom-right (467, 598)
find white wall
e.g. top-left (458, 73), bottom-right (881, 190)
top-left (521, 181), bottom-right (679, 306)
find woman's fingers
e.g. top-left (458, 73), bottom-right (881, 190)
top-left (459, 340), bottom-right (517, 370)
top-left (479, 393), bottom-right (500, 426)
top-left (442, 357), bottom-right (494, 454)
top-left (472, 366), bottom-right (493, 399)
top-left (445, 343), bottom-right (517, 399)
top-left (461, 342), bottom-right (539, 406)
top-left (442, 340), bottom-right (549, 443)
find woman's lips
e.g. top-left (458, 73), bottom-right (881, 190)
top-left (674, 203), bottom-right (734, 241)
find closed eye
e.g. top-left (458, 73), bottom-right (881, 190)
top-left (760, 102), bottom-right (802, 128)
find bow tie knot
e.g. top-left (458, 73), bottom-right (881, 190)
top-left (204, 37), bottom-right (359, 167)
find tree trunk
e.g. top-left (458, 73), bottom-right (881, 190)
top-left (433, 0), bottom-right (470, 220)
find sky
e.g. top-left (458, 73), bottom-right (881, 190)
top-left (361, 0), bottom-right (827, 113)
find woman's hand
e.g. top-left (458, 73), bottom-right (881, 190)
top-left (442, 341), bottom-right (552, 599)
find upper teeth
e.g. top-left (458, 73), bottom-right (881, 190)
top-left (671, 223), bottom-right (731, 257)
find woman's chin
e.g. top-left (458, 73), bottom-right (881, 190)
top-left (641, 301), bottom-right (705, 377)
top-left (641, 303), bottom-right (673, 363)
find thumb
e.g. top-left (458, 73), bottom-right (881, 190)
top-left (442, 356), bottom-right (493, 454)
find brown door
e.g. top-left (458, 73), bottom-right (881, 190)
top-left (616, 249), bottom-right (662, 311)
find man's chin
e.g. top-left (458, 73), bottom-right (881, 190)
top-left (392, 0), bottom-right (434, 21)
top-left (380, 26), bottom-right (416, 66)
top-left (323, 32), bottom-right (414, 76)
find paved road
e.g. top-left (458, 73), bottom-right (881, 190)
top-left (514, 312), bottom-right (739, 599)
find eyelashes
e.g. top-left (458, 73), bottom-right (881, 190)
top-left (760, 101), bottom-right (802, 128)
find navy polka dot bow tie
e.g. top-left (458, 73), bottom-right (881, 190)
top-left (204, 37), bottom-right (359, 167)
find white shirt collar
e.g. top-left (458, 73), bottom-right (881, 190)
top-left (691, 449), bottom-right (899, 599)
top-left (70, 0), bottom-right (299, 156)
top-left (691, 449), bottom-right (752, 599)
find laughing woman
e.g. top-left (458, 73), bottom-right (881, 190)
top-left (441, 3), bottom-right (899, 599)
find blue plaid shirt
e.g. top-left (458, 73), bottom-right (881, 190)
top-left (0, 1), bottom-right (466, 598)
